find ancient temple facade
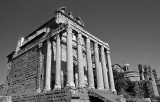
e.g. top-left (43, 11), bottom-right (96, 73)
top-left (2, 7), bottom-right (125, 102)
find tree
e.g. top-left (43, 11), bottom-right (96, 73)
top-left (113, 69), bottom-right (130, 95)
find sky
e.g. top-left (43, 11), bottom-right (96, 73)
top-left (0, 0), bottom-right (160, 85)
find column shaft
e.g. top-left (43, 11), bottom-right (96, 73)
top-left (61, 71), bottom-right (64, 87)
top-left (141, 72), bottom-right (145, 80)
top-left (86, 38), bottom-right (95, 88)
top-left (106, 50), bottom-right (116, 92)
top-left (101, 46), bottom-right (109, 90)
top-left (66, 28), bottom-right (75, 87)
top-left (55, 34), bottom-right (61, 89)
top-left (94, 43), bottom-right (104, 90)
top-left (77, 34), bottom-right (85, 87)
top-left (44, 39), bottom-right (51, 91)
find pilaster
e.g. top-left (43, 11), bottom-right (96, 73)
top-left (37, 43), bottom-right (43, 93)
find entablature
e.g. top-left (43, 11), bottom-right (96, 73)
top-left (55, 7), bottom-right (109, 50)
top-left (8, 7), bottom-right (110, 61)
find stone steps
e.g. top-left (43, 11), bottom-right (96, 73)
top-left (89, 89), bottom-right (126, 102)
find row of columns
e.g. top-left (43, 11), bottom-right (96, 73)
top-left (43, 28), bottom-right (116, 92)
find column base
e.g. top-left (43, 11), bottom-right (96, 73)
top-left (54, 85), bottom-right (61, 89)
top-left (97, 87), bottom-right (104, 90)
top-left (36, 88), bottom-right (41, 93)
top-left (78, 84), bottom-right (85, 88)
top-left (88, 86), bottom-right (95, 89)
top-left (43, 87), bottom-right (51, 92)
top-left (111, 89), bottom-right (117, 94)
top-left (104, 88), bottom-right (110, 91)
top-left (66, 82), bottom-right (75, 88)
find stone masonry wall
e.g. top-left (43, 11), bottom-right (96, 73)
top-left (7, 45), bottom-right (40, 96)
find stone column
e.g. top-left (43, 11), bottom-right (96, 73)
top-left (66, 27), bottom-right (75, 87)
top-left (94, 42), bottom-right (104, 90)
top-left (54, 34), bottom-right (61, 89)
top-left (75, 73), bottom-right (78, 87)
top-left (44, 39), bottom-right (51, 91)
top-left (77, 33), bottom-right (85, 87)
top-left (139, 65), bottom-right (145, 80)
top-left (106, 50), bottom-right (116, 93)
top-left (86, 38), bottom-right (95, 88)
top-left (141, 72), bottom-right (145, 80)
top-left (101, 46), bottom-right (110, 90)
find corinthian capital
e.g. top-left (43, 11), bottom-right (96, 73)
top-left (46, 27), bottom-right (51, 33)
top-left (101, 46), bottom-right (104, 53)
top-left (106, 50), bottom-right (110, 55)
top-left (56, 34), bottom-right (60, 40)
top-left (86, 37), bottom-right (90, 44)
top-left (77, 33), bottom-right (82, 45)
top-left (38, 42), bottom-right (43, 48)
top-left (66, 27), bottom-right (72, 34)
top-left (94, 42), bottom-right (98, 48)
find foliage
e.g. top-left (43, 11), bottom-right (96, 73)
top-left (132, 81), bottom-right (149, 98)
top-left (145, 80), bottom-right (155, 100)
top-left (113, 69), bottom-right (155, 100)
top-left (113, 69), bottom-right (130, 95)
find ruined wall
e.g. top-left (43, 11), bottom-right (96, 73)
top-left (11, 88), bottom-right (71, 102)
top-left (7, 45), bottom-right (40, 96)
